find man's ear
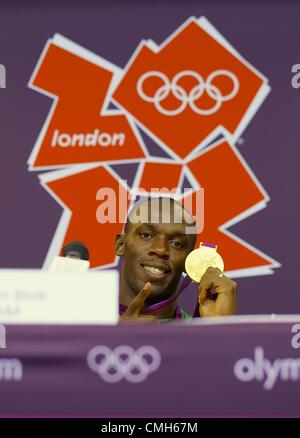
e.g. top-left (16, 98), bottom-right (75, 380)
top-left (115, 233), bottom-right (125, 256)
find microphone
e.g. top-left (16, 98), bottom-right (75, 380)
top-left (61, 241), bottom-right (89, 261)
top-left (48, 241), bottom-right (90, 273)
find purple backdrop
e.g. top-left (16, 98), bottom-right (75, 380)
top-left (0, 0), bottom-right (298, 314)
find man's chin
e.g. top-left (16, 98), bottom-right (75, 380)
top-left (144, 284), bottom-right (175, 305)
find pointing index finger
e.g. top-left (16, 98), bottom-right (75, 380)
top-left (125, 282), bottom-right (153, 316)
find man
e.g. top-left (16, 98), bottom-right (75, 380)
top-left (115, 197), bottom-right (237, 322)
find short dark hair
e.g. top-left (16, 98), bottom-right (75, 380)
top-left (124, 197), bottom-right (197, 249)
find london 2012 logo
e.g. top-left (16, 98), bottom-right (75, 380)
top-left (27, 16), bottom-right (280, 277)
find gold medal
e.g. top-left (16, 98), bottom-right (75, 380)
top-left (185, 242), bottom-right (224, 283)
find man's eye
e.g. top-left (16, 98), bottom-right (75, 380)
top-left (171, 240), bottom-right (183, 248)
top-left (140, 232), bottom-right (153, 240)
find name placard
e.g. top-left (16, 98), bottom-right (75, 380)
top-left (48, 256), bottom-right (90, 272)
top-left (0, 270), bottom-right (119, 325)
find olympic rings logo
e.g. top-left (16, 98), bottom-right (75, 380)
top-left (136, 69), bottom-right (239, 116)
top-left (87, 345), bottom-right (161, 383)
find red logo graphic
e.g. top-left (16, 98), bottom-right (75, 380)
top-left (134, 160), bottom-right (184, 194)
top-left (113, 17), bottom-right (270, 160)
top-left (28, 35), bottom-right (146, 170)
top-left (186, 139), bottom-right (273, 273)
top-left (40, 165), bottom-right (130, 269)
top-left (28, 19), bottom-right (279, 276)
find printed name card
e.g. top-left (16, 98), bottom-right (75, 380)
top-left (0, 270), bottom-right (119, 325)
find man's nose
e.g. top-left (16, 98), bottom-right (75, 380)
top-left (148, 237), bottom-right (170, 259)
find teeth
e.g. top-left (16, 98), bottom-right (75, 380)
top-left (143, 266), bottom-right (165, 275)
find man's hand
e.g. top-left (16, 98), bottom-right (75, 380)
top-left (119, 282), bottom-right (157, 323)
top-left (198, 267), bottom-right (237, 317)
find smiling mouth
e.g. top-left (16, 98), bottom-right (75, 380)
top-left (141, 264), bottom-right (171, 278)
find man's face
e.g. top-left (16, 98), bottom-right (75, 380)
top-left (116, 201), bottom-right (195, 304)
